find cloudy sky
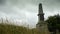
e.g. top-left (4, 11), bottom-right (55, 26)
top-left (0, 0), bottom-right (60, 28)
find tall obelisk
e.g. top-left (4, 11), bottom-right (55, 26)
top-left (36, 3), bottom-right (49, 34)
top-left (38, 3), bottom-right (44, 21)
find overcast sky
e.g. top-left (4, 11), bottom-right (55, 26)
top-left (0, 0), bottom-right (60, 28)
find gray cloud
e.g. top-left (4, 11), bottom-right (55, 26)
top-left (0, 0), bottom-right (60, 28)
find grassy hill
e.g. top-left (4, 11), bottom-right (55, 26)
top-left (0, 23), bottom-right (40, 34)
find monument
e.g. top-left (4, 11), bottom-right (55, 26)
top-left (36, 3), bottom-right (49, 34)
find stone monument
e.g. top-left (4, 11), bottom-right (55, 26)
top-left (36, 3), bottom-right (49, 34)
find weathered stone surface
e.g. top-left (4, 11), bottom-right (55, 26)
top-left (36, 21), bottom-right (49, 34)
top-left (36, 3), bottom-right (50, 34)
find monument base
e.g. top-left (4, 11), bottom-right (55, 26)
top-left (36, 21), bottom-right (50, 34)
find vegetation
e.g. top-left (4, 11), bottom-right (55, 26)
top-left (45, 14), bottom-right (60, 34)
top-left (0, 17), bottom-right (40, 34)
top-left (0, 23), bottom-right (40, 34)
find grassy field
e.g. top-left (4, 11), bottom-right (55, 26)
top-left (0, 23), bottom-right (40, 34)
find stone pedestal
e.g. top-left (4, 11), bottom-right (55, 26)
top-left (36, 21), bottom-right (50, 34)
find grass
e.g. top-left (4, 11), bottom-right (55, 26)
top-left (0, 23), bottom-right (40, 34)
